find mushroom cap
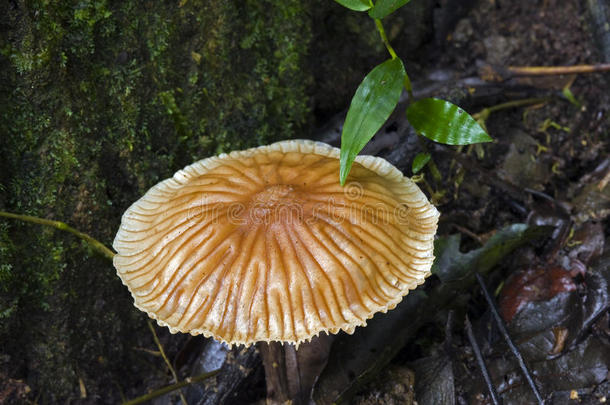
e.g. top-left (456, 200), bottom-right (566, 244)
top-left (113, 140), bottom-right (439, 347)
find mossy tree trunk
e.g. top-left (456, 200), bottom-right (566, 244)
top-left (0, 0), bottom-right (433, 401)
top-left (0, 1), bottom-right (311, 401)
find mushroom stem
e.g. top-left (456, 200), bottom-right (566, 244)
top-left (0, 210), bottom-right (115, 261)
top-left (257, 334), bottom-right (333, 405)
top-left (258, 342), bottom-right (294, 404)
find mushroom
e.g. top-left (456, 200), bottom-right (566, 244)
top-left (113, 140), bottom-right (439, 347)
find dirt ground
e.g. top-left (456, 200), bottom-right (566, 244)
top-left (350, 0), bottom-right (610, 404)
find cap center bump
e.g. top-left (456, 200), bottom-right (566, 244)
top-left (247, 184), bottom-right (303, 225)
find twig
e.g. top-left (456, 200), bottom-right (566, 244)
top-left (122, 370), bottom-right (220, 405)
top-left (148, 321), bottom-right (188, 405)
top-left (481, 63), bottom-right (610, 82)
top-left (507, 64), bottom-right (610, 76)
top-left (475, 273), bottom-right (544, 404)
top-left (465, 315), bottom-right (501, 405)
top-left (0, 210), bottom-right (115, 261)
top-left (451, 224), bottom-right (484, 245)
top-left (132, 346), bottom-right (162, 356)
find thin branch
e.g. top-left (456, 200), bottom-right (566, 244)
top-left (148, 321), bottom-right (188, 405)
top-left (122, 370), bottom-right (220, 405)
top-left (475, 273), bottom-right (544, 404)
top-left (0, 210), bottom-right (115, 261)
top-left (507, 64), bottom-right (610, 76)
top-left (465, 315), bottom-right (501, 405)
top-left (481, 63), bottom-right (610, 82)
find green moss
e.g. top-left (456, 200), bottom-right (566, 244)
top-left (0, 0), bottom-right (432, 400)
top-left (0, 0), bottom-right (312, 401)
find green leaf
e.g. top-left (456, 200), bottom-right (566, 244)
top-left (562, 86), bottom-right (581, 107)
top-left (411, 152), bottom-right (430, 174)
top-left (368, 0), bottom-right (411, 19)
top-left (406, 98), bottom-right (492, 145)
top-left (333, 0), bottom-right (371, 12)
top-left (340, 58), bottom-right (406, 185)
top-left (431, 224), bottom-right (551, 283)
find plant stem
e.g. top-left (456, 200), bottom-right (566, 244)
top-left (473, 97), bottom-right (550, 123)
top-left (404, 72), bottom-right (414, 101)
top-left (0, 211), bottom-right (115, 261)
top-left (486, 97), bottom-right (549, 115)
top-left (374, 19), bottom-right (397, 60)
top-left (416, 136), bottom-right (441, 182)
top-left (122, 370), bottom-right (220, 405)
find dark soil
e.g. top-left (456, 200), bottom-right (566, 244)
top-left (350, 0), bottom-right (610, 404)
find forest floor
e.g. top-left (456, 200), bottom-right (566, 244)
top-left (348, 0), bottom-right (610, 404)
top-left (152, 1), bottom-right (610, 404)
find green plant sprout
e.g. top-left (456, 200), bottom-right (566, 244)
top-left (335, 0), bottom-right (492, 185)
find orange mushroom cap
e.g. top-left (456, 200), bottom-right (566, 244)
top-left (113, 140), bottom-right (439, 347)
